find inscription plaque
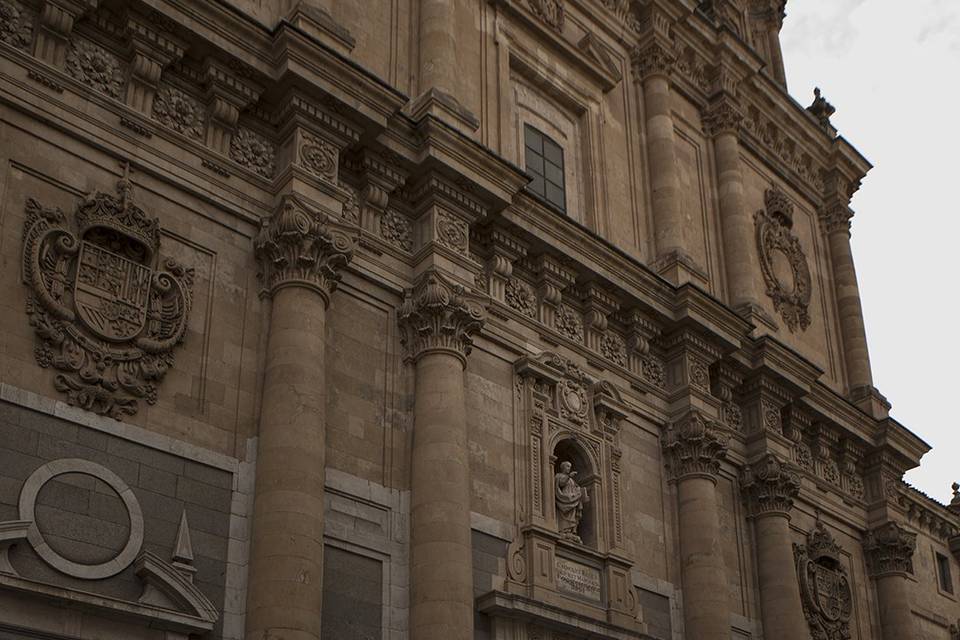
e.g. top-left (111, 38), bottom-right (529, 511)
top-left (555, 556), bottom-right (601, 601)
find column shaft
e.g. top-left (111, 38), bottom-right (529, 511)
top-left (714, 131), bottom-right (758, 310)
top-left (827, 228), bottom-right (872, 390)
top-left (418, 0), bottom-right (458, 96)
top-left (410, 351), bottom-right (474, 640)
top-left (642, 74), bottom-right (684, 258)
top-left (676, 476), bottom-right (729, 640)
top-left (246, 286), bottom-right (328, 640)
top-left (754, 514), bottom-right (807, 640)
top-left (875, 574), bottom-right (915, 639)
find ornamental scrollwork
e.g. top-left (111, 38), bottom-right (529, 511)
top-left (794, 522), bottom-right (853, 640)
top-left (66, 39), bottom-right (125, 99)
top-left (21, 167), bottom-right (193, 418)
top-left (755, 186), bottom-right (812, 332)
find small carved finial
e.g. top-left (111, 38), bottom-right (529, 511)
top-left (950, 482), bottom-right (960, 512)
top-left (172, 509), bottom-right (196, 582)
top-left (807, 87), bottom-right (836, 127)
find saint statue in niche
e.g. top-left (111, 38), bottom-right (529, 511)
top-left (555, 461), bottom-right (588, 542)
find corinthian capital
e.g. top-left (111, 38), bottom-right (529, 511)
top-left (662, 410), bottom-right (730, 483)
top-left (398, 271), bottom-right (486, 365)
top-left (863, 521), bottom-right (916, 578)
top-left (254, 196), bottom-right (357, 303)
top-left (630, 41), bottom-right (675, 81)
top-left (741, 453), bottom-right (801, 518)
top-left (703, 98), bottom-right (743, 137)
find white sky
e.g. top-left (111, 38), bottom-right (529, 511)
top-left (780, 0), bottom-right (960, 503)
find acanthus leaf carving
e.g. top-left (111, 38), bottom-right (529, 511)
top-left (755, 186), bottom-right (812, 332)
top-left (21, 167), bottom-right (193, 418)
top-left (863, 521), bottom-right (916, 577)
top-left (229, 127), bottom-right (275, 179)
top-left (253, 195), bottom-right (356, 302)
top-left (397, 271), bottom-right (486, 363)
top-left (0, 0), bottom-right (33, 50)
top-left (741, 453), bottom-right (801, 517)
top-left (380, 208), bottom-right (413, 252)
top-left (556, 303), bottom-right (584, 343)
top-left (151, 84), bottom-right (204, 140)
top-left (505, 277), bottom-right (537, 318)
top-left (662, 410), bottom-right (729, 482)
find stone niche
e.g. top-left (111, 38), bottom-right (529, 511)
top-left (477, 352), bottom-right (646, 638)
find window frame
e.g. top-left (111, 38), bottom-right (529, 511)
top-left (935, 550), bottom-right (954, 596)
top-left (523, 124), bottom-right (567, 214)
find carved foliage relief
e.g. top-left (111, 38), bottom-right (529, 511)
top-left (21, 170), bottom-right (193, 418)
top-left (794, 523), bottom-right (853, 640)
top-left (66, 39), bottom-right (125, 99)
top-left (755, 187), bottom-right (812, 332)
top-left (151, 85), bottom-right (205, 140)
top-left (0, 0), bottom-right (33, 50)
top-left (230, 127), bottom-right (276, 179)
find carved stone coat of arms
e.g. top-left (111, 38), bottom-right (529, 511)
top-left (794, 523), bottom-right (853, 640)
top-left (21, 168), bottom-right (193, 418)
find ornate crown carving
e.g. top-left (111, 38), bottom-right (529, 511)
top-left (75, 170), bottom-right (161, 260)
top-left (764, 185), bottom-right (795, 228)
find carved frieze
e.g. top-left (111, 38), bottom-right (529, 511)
top-left (380, 208), bottom-right (413, 252)
top-left (863, 521), bottom-right (916, 577)
top-left (229, 127), bottom-right (275, 179)
top-left (743, 104), bottom-right (826, 194)
top-left (662, 410), bottom-right (729, 482)
top-left (741, 453), bottom-right (801, 518)
top-left (0, 0), bottom-right (33, 50)
top-left (20, 168), bottom-right (193, 418)
top-left (556, 303), bottom-right (584, 343)
top-left (398, 271), bottom-right (486, 363)
top-left (151, 84), bottom-right (204, 140)
top-left (254, 196), bottom-right (356, 301)
top-left (703, 98), bottom-right (743, 137)
top-left (505, 277), bottom-right (537, 318)
top-left (794, 523), bottom-right (853, 640)
top-left (66, 39), bottom-right (125, 99)
top-left (755, 186), bottom-right (812, 332)
top-left (599, 332), bottom-right (626, 367)
top-left (527, 0), bottom-right (564, 32)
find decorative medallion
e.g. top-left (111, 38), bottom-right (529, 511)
top-left (599, 332), bottom-right (626, 367)
top-left (21, 166), bottom-right (193, 418)
top-left (559, 379), bottom-right (588, 425)
top-left (556, 304), bottom-right (584, 343)
top-left (65, 39), bottom-right (125, 99)
top-left (381, 208), bottom-right (413, 252)
top-left (299, 134), bottom-right (337, 182)
top-left (230, 127), bottom-right (276, 179)
top-left (151, 84), bottom-right (205, 140)
top-left (436, 210), bottom-right (468, 254)
top-left (794, 522), bottom-right (853, 640)
top-left (505, 277), bottom-right (537, 318)
top-left (755, 186), bottom-right (812, 332)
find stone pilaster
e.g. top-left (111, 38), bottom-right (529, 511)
top-left (630, 5), bottom-right (705, 286)
top-left (245, 196), bottom-right (356, 640)
top-left (203, 58), bottom-right (261, 155)
top-left (475, 227), bottom-right (528, 306)
top-left (741, 454), bottom-right (807, 640)
top-left (864, 521), bottom-right (917, 640)
top-left (662, 410), bottom-right (730, 640)
top-left (398, 270), bottom-right (485, 640)
top-left (581, 283), bottom-right (619, 354)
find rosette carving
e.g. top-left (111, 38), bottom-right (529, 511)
top-left (398, 271), bottom-right (486, 364)
top-left (755, 186), bottom-right (812, 332)
top-left (66, 39), bottom-right (124, 98)
top-left (741, 453), bottom-right (801, 517)
top-left (662, 410), bottom-right (730, 482)
top-left (20, 168), bottom-right (193, 418)
top-left (863, 521), bottom-right (916, 577)
top-left (253, 196), bottom-right (357, 303)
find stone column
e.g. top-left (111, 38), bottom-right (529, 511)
top-left (821, 202), bottom-right (873, 392)
top-left (246, 197), bottom-right (356, 640)
top-left (864, 522), bottom-right (917, 640)
top-left (704, 98), bottom-right (765, 319)
top-left (398, 270), bottom-right (485, 640)
top-left (741, 454), bottom-right (807, 640)
top-left (662, 410), bottom-right (731, 640)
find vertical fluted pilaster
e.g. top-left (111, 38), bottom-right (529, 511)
top-left (741, 454), bottom-right (807, 640)
top-left (399, 271), bottom-right (485, 640)
top-left (246, 197), bottom-right (356, 640)
top-left (662, 410), bottom-right (731, 640)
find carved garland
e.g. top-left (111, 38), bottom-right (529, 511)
top-left (755, 186), bottom-right (812, 332)
top-left (21, 169), bottom-right (193, 418)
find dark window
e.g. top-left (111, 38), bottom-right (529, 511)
top-left (937, 552), bottom-right (954, 594)
top-left (524, 124), bottom-right (566, 213)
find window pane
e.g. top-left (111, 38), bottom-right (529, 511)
top-left (544, 161), bottom-right (563, 186)
top-left (528, 173), bottom-right (545, 197)
top-left (524, 125), bottom-right (542, 153)
top-left (543, 139), bottom-right (563, 166)
top-left (526, 151), bottom-right (544, 176)
top-left (546, 182), bottom-right (565, 211)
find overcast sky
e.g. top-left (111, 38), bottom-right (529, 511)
top-left (780, 0), bottom-right (960, 504)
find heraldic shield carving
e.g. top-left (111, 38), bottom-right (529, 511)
top-left (21, 165), bottom-right (193, 418)
top-left (794, 522), bottom-right (853, 640)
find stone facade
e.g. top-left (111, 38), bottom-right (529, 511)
top-left (0, 1), bottom-right (955, 640)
